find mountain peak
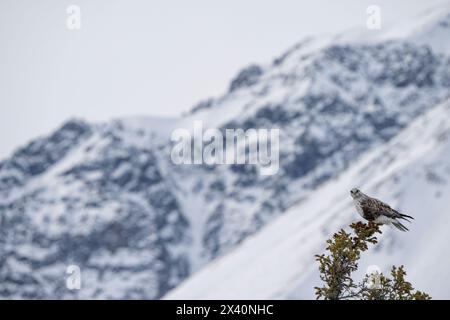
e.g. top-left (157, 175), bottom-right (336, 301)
top-left (2, 4), bottom-right (450, 299)
top-left (378, 2), bottom-right (450, 54)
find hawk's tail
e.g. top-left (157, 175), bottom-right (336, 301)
top-left (392, 220), bottom-right (409, 232)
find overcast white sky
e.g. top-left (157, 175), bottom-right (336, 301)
top-left (0, 0), bottom-right (446, 158)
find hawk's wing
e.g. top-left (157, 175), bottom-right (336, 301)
top-left (360, 197), bottom-right (400, 220)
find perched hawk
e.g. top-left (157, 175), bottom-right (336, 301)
top-left (350, 188), bottom-right (413, 231)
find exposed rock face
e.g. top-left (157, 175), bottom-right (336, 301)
top-left (1, 7), bottom-right (450, 299)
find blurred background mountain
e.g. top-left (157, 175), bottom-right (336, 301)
top-left (1, 2), bottom-right (450, 299)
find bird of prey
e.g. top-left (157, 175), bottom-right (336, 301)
top-left (350, 188), bottom-right (414, 231)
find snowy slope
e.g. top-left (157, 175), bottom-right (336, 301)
top-left (165, 98), bottom-right (450, 300)
top-left (1, 4), bottom-right (450, 299)
top-left (0, 118), bottom-right (193, 298)
top-left (379, 2), bottom-right (450, 55)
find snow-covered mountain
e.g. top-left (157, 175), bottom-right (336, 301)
top-left (166, 97), bottom-right (450, 299)
top-left (1, 3), bottom-right (450, 299)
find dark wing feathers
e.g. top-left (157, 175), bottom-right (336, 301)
top-left (399, 213), bottom-right (414, 221)
top-left (361, 197), bottom-right (413, 222)
top-left (359, 198), bottom-right (384, 220)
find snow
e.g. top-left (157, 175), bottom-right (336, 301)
top-left (2, 3), bottom-right (450, 300)
top-left (165, 99), bottom-right (450, 299)
top-left (378, 2), bottom-right (450, 55)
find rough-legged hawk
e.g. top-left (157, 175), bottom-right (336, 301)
top-left (350, 188), bottom-right (413, 231)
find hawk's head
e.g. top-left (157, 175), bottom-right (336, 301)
top-left (350, 188), bottom-right (363, 199)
